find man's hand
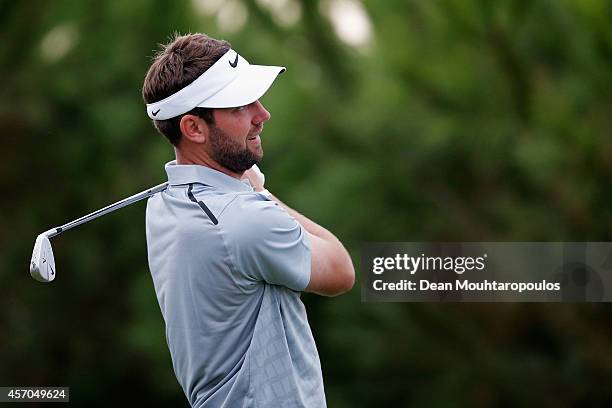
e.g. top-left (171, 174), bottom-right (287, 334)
top-left (242, 164), bottom-right (266, 192)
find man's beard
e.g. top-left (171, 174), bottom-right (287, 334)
top-left (206, 125), bottom-right (262, 173)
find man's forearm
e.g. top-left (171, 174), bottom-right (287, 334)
top-left (269, 193), bottom-right (337, 241)
top-left (244, 168), bottom-right (334, 239)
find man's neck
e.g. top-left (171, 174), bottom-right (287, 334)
top-left (175, 147), bottom-right (243, 180)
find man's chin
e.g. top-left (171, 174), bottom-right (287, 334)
top-left (236, 152), bottom-right (263, 172)
top-left (251, 147), bottom-right (263, 163)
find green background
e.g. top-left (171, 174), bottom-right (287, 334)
top-left (2, 0), bottom-right (611, 406)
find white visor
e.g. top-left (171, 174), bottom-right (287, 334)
top-left (146, 49), bottom-right (285, 120)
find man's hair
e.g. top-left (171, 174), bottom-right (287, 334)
top-left (142, 33), bottom-right (231, 146)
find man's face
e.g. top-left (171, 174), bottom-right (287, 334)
top-left (205, 100), bottom-right (271, 173)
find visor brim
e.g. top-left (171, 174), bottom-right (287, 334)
top-left (195, 65), bottom-right (285, 109)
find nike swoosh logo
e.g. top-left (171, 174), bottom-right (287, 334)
top-left (152, 109), bottom-right (161, 116)
top-left (229, 54), bottom-right (238, 68)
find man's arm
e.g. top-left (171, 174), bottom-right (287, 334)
top-left (242, 166), bottom-right (355, 296)
top-left (269, 193), bottom-right (355, 297)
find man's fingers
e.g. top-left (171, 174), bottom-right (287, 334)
top-left (251, 164), bottom-right (265, 187)
top-left (243, 164), bottom-right (266, 190)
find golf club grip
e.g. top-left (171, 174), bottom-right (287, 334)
top-left (47, 182), bottom-right (168, 238)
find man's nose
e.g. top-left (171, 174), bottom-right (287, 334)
top-left (252, 100), bottom-right (271, 125)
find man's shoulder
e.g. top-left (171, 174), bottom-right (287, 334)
top-left (223, 192), bottom-right (292, 224)
top-left (148, 185), bottom-right (296, 234)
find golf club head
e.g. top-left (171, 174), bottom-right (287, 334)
top-left (30, 234), bottom-right (56, 282)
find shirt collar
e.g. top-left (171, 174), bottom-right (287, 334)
top-left (165, 160), bottom-right (253, 192)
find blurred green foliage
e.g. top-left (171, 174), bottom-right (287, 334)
top-left (1, 0), bottom-right (612, 406)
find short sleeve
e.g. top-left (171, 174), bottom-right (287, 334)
top-left (228, 197), bottom-right (311, 291)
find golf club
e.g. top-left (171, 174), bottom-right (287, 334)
top-left (30, 182), bottom-right (168, 283)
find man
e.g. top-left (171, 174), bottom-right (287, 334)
top-left (142, 33), bottom-right (355, 408)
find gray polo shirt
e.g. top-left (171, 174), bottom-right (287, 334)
top-left (145, 161), bottom-right (326, 408)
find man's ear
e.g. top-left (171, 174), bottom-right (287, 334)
top-left (179, 114), bottom-right (209, 143)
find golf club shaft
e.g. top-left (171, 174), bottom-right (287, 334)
top-left (45, 182), bottom-right (168, 238)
